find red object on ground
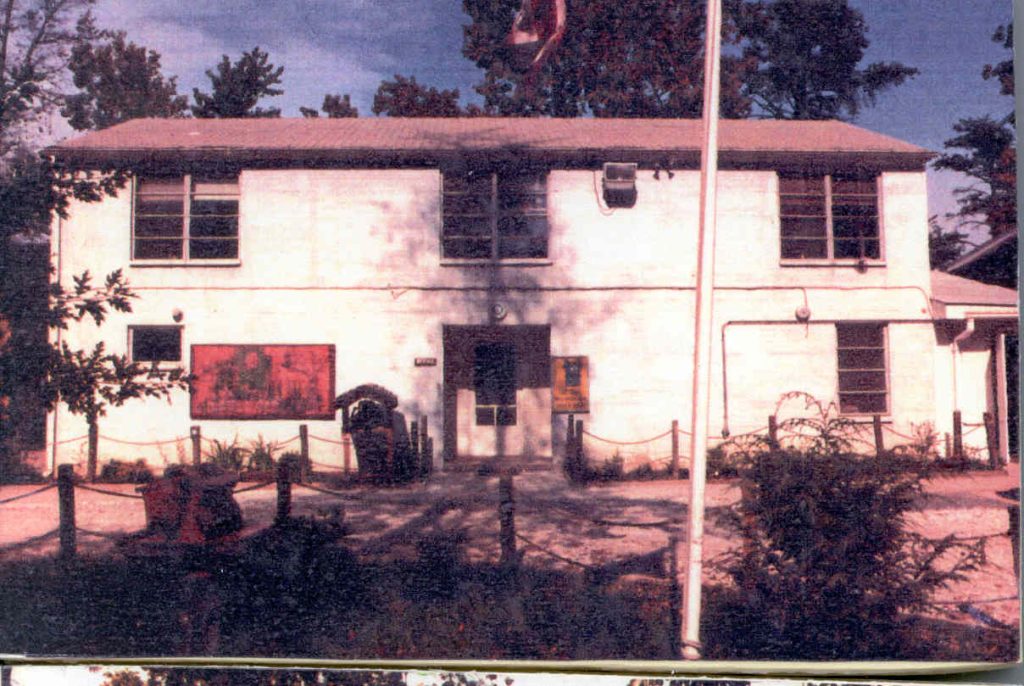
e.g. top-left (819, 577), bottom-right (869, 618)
top-left (137, 466), bottom-right (243, 545)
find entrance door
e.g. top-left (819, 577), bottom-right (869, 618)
top-left (443, 325), bottom-right (551, 460)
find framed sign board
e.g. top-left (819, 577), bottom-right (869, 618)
top-left (190, 344), bottom-right (336, 420)
top-left (551, 355), bottom-right (589, 413)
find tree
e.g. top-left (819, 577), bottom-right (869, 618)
top-left (461, 0), bottom-right (754, 118)
top-left (300, 93), bottom-right (359, 118)
top-left (927, 214), bottom-right (972, 269)
top-left (934, 23), bottom-right (1015, 238)
top-left (0, 0), bottom-right (100, 157)
top-left (62, 30), bottom-right (188, 131)
top-left (372, 75), bottom-right (474, 117)
top-left (46, 270), bottom-right (190, 481)
top-left (735, 0), bottom-right (918, 120)
top-left (191, 47), bottom-right (284, 118)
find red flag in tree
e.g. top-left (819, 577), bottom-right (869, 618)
top-left (506, 0), bottom-right (566, 75)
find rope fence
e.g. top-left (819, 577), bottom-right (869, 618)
top-left (75, 483), bottom-right (144, 500)
top-left (308, 434), bottom-right (348, 446)
top-left (0, 483), bottom-right (56, 506)
top-left (99, 435), bottom-right (187, 447)
top-left (232, 481), bottom-right (275, 494)
top-left (581, 428), bottom-right (675, 446)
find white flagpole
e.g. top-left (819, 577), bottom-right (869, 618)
top-left (680, 0), bottom-right (722, 661)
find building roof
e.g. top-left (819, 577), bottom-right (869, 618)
top-left (930, 270), bottom-right (1019, 307)
top-left (48, 117), bottom-right (933, 168)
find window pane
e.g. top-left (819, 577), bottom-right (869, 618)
top-left (190, 238), bottom-right (238, 259)
top-left (191, 215), bottom-right (239, 238)
top-left (781, 217), bottom-right (828, 238)
top-left (444, 173), bottom-right (491, 195)
top-left (832, 176), bottom-right (877, 196)
top-left (134, 238), bottom-right (183, 259)
top-left (137, 197), bottom-right (185, 216)
top-left (840, 393), bottom-right (887, 414)
top-left (837, 323), bottom-right (885, 347)
top-left (135, 215), bottom-right (184, 238)
top-left (780, 195), bottom-right (827, 216)
top-left (443, 237), bottom-right (491, 259)
top-left (496, 405), bottom-right (517, 426)
top-left (838, 371), bottom-right (887, 392)
top-left (838, 348), bottom-right (886, 370)
top-left (444, 192), bottom-right (491, 215)
top-left (192, 179), bottom-right (237, 197)
top-left (443, 215), bottom-right (491, 238)
top-left (476, 407), bottom-right (496, 426)
top-left (191, 198), bottom-right (239, 217)
top-left (497, 215), bottom-right (548, 258)
top-left (779, 175), bottom-right (825, 194)
top-left (131, 327), bottom-right (181, 362)
top-left (834, 237), bottom-right (880, 259)
top-left (137, 178), bottom-right (183, 195)
top-left (781, 237), bottom-right (828, 259)
top-left (474, 343), bottom-right (516, 406)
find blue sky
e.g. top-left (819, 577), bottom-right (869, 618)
top-left (91, 0), bottom-right (1016, 231)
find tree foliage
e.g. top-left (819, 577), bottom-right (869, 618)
top-left (372, 75), bottom-right (475, 117)
top-left (0, 0), bottom-right (99, 156)
top-left (461, 0), bottom-right (754, 118)
top-left (44, 269), bottom-right (190, 479)
top-left (927, 214), bottom-right (971, 269)
top-left (300, 92), bottom-right (358, 118)
top-left (63, 30), bottom-right (188, 131)
top-left (934, 23), bottom-right (1016, 237)
top-left (735, 0), bottom-right (917, 120)
top-left (191, 47), bottom-right (284, 118)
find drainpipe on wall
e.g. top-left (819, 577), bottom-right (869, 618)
top-left (951, 317), bottom-right (976, 414)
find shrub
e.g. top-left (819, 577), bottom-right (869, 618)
top-left (99, 459), bottom-right (153, 484)
top-left (246, 435), bottom-right (279, 471)
top-left (718, 445), bottom-right (983, 659)
top-left (204, 438), bottom-right (247, 471)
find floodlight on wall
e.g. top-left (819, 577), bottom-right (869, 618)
top-left (602, 162), bottom-right (638, 208)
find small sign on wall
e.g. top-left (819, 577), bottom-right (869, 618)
top-left (415, 357), bottom-right (437, 367)
top-left (552, 356), bottom-right (589, 413)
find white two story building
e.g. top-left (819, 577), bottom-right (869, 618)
top-left (46, 117), bottom-right (1018, 473)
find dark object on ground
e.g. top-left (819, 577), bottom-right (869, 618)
top-left (135, 464), bottom-right (243, 545)
top-left (334, 384), bottom-right (415, 483)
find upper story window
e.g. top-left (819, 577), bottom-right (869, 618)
top-left (133, 174), bottom-right (239, 261)
top-left (442, 170), bottom-right (548, 260)
top-left (779, 173), bottom-right (880, 261)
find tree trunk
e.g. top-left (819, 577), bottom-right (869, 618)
top-left (87, 415), bottom-right (98, 482)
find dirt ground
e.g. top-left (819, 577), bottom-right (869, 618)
top-left (0, 466), bottom-right (1019, 631)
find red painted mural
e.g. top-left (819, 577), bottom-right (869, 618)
top-left (190, 345), bottom-right (336, 420)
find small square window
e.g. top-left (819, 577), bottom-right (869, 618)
top-left (130, 326), bottom-right (182, 364)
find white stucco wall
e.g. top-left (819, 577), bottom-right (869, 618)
top-left (51, 162), bottom-right (957, 474)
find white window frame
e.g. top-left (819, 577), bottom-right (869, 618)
top-left (836, 322), bottom-right (890, 417)
top-left (440, 169), bottom-right (550, 264)
top-left (128, 325), bottom-right (184, 368)
top-left (779, 172), bottom-right (884, 264)
top-left (131, 173), bottom-right (240, 265)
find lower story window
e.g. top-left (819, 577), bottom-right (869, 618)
top-left (130, 326), bottom-right (182, 364)
top-left (836, 322), bottom-right (888, 414)
top-left (474, 342), bottom-right (517, 426)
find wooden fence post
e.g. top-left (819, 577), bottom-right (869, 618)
top-left (341, 427), bottom-right (352, 474)
top-left (58, 464), bottom-right (76, 561)
top-left (671, 420), bottom-right (680, 478)
top-left (872, 415), bottom-right (885, 458)
top-left (419, 416), bottom-right (429, 476)
top-left (575, 419), bottom-right (584, 471)
top-left (498, 474), bottom-right (516, 570)
top-left (983, 412), bottom-right (1001, 468)
top-left (944, 432), bottom-right (952, 459)
top-left (298, 424), bottom-right (310, 481)
top-left (410, 419), bottom-right (419, 474)
top-left (275, 455), bottom-right (295, 525)
top-left (565, 414), bottom-right (576, 477)
top-left (767, 415), bottom-right (779, 450)
top-left (190, 426), bottom-right (202, 466)
top-left (952, 411), bottom-right (964, 461)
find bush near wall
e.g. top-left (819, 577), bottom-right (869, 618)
top-left (715, 448), bottom-right (984, 659)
